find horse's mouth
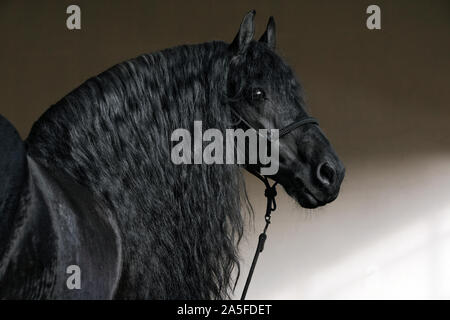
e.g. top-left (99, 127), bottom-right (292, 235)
top-left (282, 181), bottom-right (326, 209)
top-left (301, 188), bottom-right (324, 208)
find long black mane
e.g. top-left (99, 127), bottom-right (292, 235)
top-left (26, 41), bottom-right (248, 299)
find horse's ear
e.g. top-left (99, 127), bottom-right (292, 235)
top-left (259, 16), bottom-right (276, 50)
top-left (229, 10), bottom-right (256, 54)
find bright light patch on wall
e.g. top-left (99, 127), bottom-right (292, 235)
top-left (288, 204), bottom-right (450, 299)
top-left (238, 154), bottom-right (450, 299)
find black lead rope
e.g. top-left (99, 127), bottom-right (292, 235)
top-left (229, 107), bottom-right (319, 299)
top-left (241, 170), bottom-right (278, 300)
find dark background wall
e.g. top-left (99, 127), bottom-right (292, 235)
top-left (1, 0), bottom-right (449, 298)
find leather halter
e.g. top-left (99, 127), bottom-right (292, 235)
top-left (230, 108), bottom-right (319, 141)
top-left (230, 108), bottom-right (319, 300)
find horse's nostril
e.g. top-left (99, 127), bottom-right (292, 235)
top-left (317, 162), bottom-right (336, 186)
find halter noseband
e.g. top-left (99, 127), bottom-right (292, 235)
top-left (230, 108), bottom-right (318, 141)
top-left (230, 108), bottom-right (319, 300)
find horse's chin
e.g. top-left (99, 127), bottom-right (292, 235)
top-left (283, 184), bottom-right (327, 209)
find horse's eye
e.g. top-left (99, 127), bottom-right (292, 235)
top-left (250, 88), bottom-right (266, 102)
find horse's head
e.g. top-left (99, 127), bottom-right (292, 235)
top-left (227, 11), bottom-right (345, 209)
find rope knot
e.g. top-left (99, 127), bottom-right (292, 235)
top-left (241, 171), bottom-right (279, 300)
top-left (264, 184), bottom-right (277, 212)
top-left (264, 186), bottom-right (277, 199)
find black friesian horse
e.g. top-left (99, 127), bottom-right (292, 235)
top-left (0, 11), bottom-right (344, 299)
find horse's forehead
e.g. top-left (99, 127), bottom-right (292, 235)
top-left (242, 45), bottom-right (295, 81)
top-left (246, 44), bottom-right (281, 65)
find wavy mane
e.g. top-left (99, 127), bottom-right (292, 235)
top-left (26, 41), bottom-right (249, 299)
